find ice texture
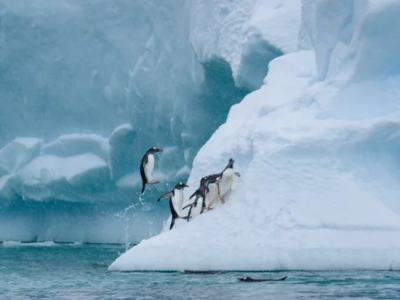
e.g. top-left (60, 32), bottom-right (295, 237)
top-left (109, 0), bottom-right (400, 271)
top-left (190, 0), bottom-right (300, 89)
top-left (40, 134), bottom-right (110, 161)
top-left (0, 138), bottom-right (42, 174)
top-left (0, 0), bottom-right (301, 243)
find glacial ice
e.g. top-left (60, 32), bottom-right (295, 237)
top-left (109, 0), bottom-right (400, 271)
top-left (190, 0), bottom-right (300, 89)
top-left (0, 0), bottom-right (302, 243)
top-left (0, 138), bottom-right (42, 174)
top-left (40, 134), bottom-right (110, 161)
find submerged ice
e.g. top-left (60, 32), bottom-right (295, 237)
top-left (109, 0), bottom-right (400, 271)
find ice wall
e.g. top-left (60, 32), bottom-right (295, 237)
top-left (110, 0), bottom-right (400, 271)
top-left (0, 0), bottom-right (301, 243)
top-left (190, 0), bottom-right (300, 90)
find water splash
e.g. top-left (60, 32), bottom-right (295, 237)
top-left (122, 202), bottom-right (138, 252)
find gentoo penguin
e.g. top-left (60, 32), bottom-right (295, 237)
top-left (218, 158), bottom-right (240, 204)
top-left (183, 174), bottom-right (220, 220)
top-left (157, 182), bottom-right (189, 230)
top-left (204, 173), bottom-right (222, 211)
top-left (140, 147), bottom-right (163, 194)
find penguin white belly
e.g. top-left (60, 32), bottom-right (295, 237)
top-left (144, 154), bottom-right (154, 181)
top-left (205, 183), bottom-right (219, 207)
top-left (219, 169), bottom-right (234, 197)
top-left (172, 189), bottom-right (184, 217)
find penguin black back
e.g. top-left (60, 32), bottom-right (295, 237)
top-left (140, 147), bottom-right (163, 194)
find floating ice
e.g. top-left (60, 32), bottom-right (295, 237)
top-left (2, 241), bottom-right (58, 247)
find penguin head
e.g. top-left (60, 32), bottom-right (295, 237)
top-left (175, 182), bottom-right (189, 190)
top-left (148, 147), bottom-right (163, 153)
top-left (226, 158), bottom-right (235, 169)
top-left (200, 177), bottom-right (208, 185)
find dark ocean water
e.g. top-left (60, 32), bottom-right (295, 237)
top-left (0, 242), bottom-right (399, 299)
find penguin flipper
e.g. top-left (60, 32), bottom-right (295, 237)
top-left (157, 191), bottom-right (172, 202)
top-left (182, 203), bottom-right (195, 210)
top-left (170, 218), bottom-right (175, 230)
top-left (189, 190), bottom-right (198, 200)
top-left (187, 207), bottom-right (192, 222)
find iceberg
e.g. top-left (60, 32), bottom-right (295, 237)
top-left (109, 0), bottom-right (400, 271)
top-left (190, 0), bottom-right (301, 89)
top-left (40, 134), bottom-right (110, 161)
top-left (0, 138), bottom-right (42, 175)
top-left (0, 0), bottom-right (302, 243)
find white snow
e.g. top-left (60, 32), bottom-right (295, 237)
top-left (19, 153), bottom-right (107, 184)
top-left (0, 138), bottom-right (42, 174)
top-left (190, 0), bottom-right (301, 84)
top-left (109, 124), bottom-right (133, 139)
top-left (115, 172), bottom-right (140, 189)
top-left (40, 134), bottom-right (110, 161)
top-left (109, 0), bottom-right (400, 271)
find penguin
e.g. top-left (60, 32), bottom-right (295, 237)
top-left (157, 182), bottom-right (189, 230)
top-left (183, 174), bottom-right (220, 220)
top-left (204, 173), bottom-right (222, 211)
top-left (140, 147), bottom-right (163, 194)
top-left (218, 158), bottom-right (240, 204)
top-left (182, 177), bottom-right (208, 221)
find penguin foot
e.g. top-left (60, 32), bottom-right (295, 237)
top-left (150, 181), bottom-right (159, 184)
top-left (206, 207), bottom-right (213, 211)
top-left (221, 197), bottom-right (225, 204)
top-left (181, 216), bottom-right (189, 220)
top-left (234, 172), bottom-right (241, 177)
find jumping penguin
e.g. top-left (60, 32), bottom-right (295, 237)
top-left (157, 182), bottom-right (189, 230)
top-left (218, 158), bottom-right (240, 204)
top-left (140, 147), bottom-right (163, 194)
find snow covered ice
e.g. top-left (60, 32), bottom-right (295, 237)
top-left (109, 0), bottom-right (400, 271)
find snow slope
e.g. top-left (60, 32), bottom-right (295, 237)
top-left (109, 0), bottom-right (400, 271)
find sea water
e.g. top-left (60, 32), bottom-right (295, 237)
top-left (0, 243), bottom-right (399, 299)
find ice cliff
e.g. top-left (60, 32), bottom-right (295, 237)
top-left (0, 0), bottom-right (299, 243)
top-left (110, 0), bottom-right (400, 270)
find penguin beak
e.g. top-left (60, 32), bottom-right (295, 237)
top-left (184, 184), bottom-right (189, 187)
top-left (157, 149), bottom-right (163, 152)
